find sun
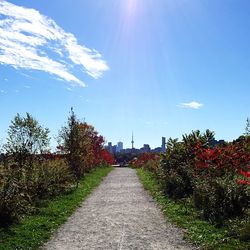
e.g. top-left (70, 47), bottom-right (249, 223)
top-left (125, 0), bottom-right (138, 17)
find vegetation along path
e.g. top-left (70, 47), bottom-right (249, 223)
top-left (42, 168), bottom-right (194, 250)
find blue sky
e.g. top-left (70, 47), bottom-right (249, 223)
top-left (0, 0), bottom-right (249, 149)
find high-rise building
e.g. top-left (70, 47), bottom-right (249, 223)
top-left (143, 144), bottom-right (151, 153)
top-left (107, 142), bottom-right (113, 154)
top-left (161, 137), bottom-right (166, 152)
top-left (112, 145), bottom-right (117, 154)
top-left (117, 141), bottom-right (123, 152)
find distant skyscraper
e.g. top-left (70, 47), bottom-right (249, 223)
top-left (131, 132), bottom-right (134, 149)
top-left (112, 145), bottom-right (117, 154)
top-left (108, 142), bottom-right (113, 154)
top-left (143, 144), bottom-right (151, 153)
top-left (161, 137), bottom-right (166, 152)
top-left (117, 141), bottom-right (123, 152)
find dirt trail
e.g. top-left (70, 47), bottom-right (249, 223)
top-left (42, 168), bottom-right (195, 250)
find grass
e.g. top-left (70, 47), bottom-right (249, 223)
top-left (0, 166), bottom-right (113, 250)
top-left (136, 168), bottom-right (250, 250)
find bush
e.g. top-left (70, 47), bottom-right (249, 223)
top-left (0, 110), bottom-right (113, 228)
top-left (131, 130), bottom-right (249, 227)
top-left (130, 153), bottom-right (160, 174)
top-left (239, 221), bottom-right (250, 241)
top-left (0, 165), bottom-right (30, 226)
top-left (193, 137), bottom-right (250, 225)
top-left (0, 159), bottom-right (74, 226)
top-left (193, 176), bottom-right (250, 225)
top-left (31, 159), bottom-right (74, 199)
top-left (159, 138), bottom-right (194, 199)
top-left (160, 164), bottom-right (193, 199)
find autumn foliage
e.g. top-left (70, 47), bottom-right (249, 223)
top-left (130, 153), bottom-right (160, 172)
top-left (194, 138), bottom-right (250, 183)
top-left (130, 130), bottom-right (250, 226)
top-left (58, 108), bottom-right (114, 182)
top-left (0, 109), bottom-right (113, 226)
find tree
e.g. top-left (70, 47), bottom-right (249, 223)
top-left (100, 149), bottom-right (115, 165)
top-left (4, 113), bottom-right (50, 166)
top-left (182, 129), bottom-right (215, 147)
top-left (245, 118), bottom-right (250, 136)
top-left (58, 108), bottom-right (82, 182)
top-left (58, 108), bottom-right (108, 183)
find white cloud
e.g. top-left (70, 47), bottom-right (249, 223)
top-left (179, 101), bottom-right (203, 109)
top-left (0, 1), bottom-right (108, 86)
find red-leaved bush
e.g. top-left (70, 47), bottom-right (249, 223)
top-left (130, 131), bottom-right (250, 225)
top-left (130, 153), bottom-right (160, 173)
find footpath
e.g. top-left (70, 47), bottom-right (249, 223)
top-left (42, 168), bottom-right (194, 250)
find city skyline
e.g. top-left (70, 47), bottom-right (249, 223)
top-left (0, 0), bottom-right (249, 149)
top-left (105, 136), bottom-right (167, 154)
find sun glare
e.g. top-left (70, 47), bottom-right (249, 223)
top-left (125, 0), bottom-right (138, 17)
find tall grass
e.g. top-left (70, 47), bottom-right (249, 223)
top-left (0, 166), bottom-right (113, 250)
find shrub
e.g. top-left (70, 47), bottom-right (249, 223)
top-left (160, 164), bottom-right (193, 199)
top-left (239, 221), bottom-right (250, 241)
top-left (193, 176), bottom-right (250, 225)
top-left (0, 110), bottom-right (112, 228)
top-left (131, 130), bottom-right (250, 227)
top-left (129, 153), bottom-right (160, 174)
top-left (159, 138), bottom-right (194, 198)
top-left (0, 164), bottom-right (30, 226)
top-left (0, 159), bottom-right (74, 226)
top-left (31, 159), bottom-right (74, 199)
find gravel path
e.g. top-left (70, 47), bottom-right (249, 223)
top-left (42, 168), bottom-right (195, 250)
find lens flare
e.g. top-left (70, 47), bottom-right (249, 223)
top-left (126, 0), bottom-right (138, 14)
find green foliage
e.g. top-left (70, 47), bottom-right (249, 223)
top-left (159, 130), bottom-right (215, 199)
top-left (0, 164), bottom-right (30, 226)
top-left (238, 220), bottom-right (250, 241)
top-left (29, 159), bottom-right (74, 199)
top-left (137, 168), bottom-right (250, 250)
top-left (0, 112), bottom-right (52, 225)
top-left (0, 166), bottom-right (113, 250)
top-left (0, 160), bottom-right (74, 226)
top-left (182, 129), bottom-right (215, 148)
top-left (193, 176), bottom-right (250, 225)
top-left (4, 113), bottom-right (50, 167)
top-left (1, 109), bottom-right (109, 228)
top-left (131, 129), bottom-right (249, 232)
top-left (160, 138), bottom-right (193, 198)
top-left (58, 108), bottom-right (82, 182)
top-left (58, 108), bottom-right (105, 182)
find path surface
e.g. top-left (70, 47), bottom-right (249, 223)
top-left (42, 168), bottom-right (195, 250)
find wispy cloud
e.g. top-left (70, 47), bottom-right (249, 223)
top-left (179, 101), bottom-right (203, 109)
top-left (66, 87), bottom-right (73, 92)
top-left (0, 1), bottom-right (108, 86)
